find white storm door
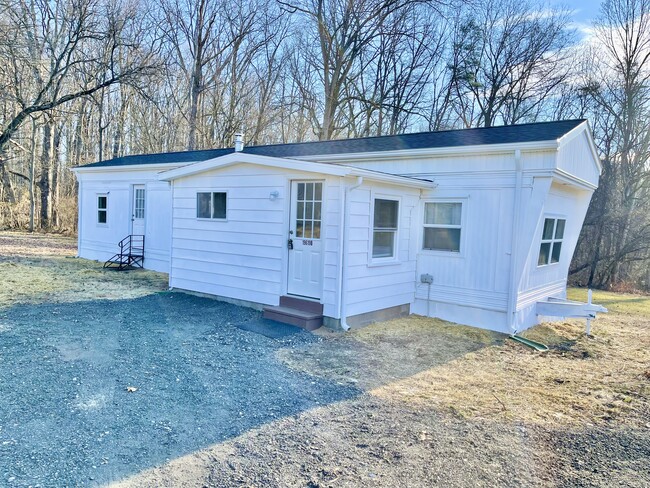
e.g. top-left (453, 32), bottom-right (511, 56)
top-left (131, 185), bottom-right (145, 235)
top-left (287, 181), bottom-right (323, 299)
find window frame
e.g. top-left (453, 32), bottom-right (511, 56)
top-left (196, 191), bottom-right (228, 221)
top-left (133, 187), bottom-right (145, 219)
top-left (369, 195), bottom-right (400, 265)
top-left (97, 194), bottom-right (108, 226)
top-left (420, 198), bottom-right (466, 257)
top-left (537, 216), bottom-right (566, 267)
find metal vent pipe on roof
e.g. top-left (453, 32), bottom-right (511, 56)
top-left (234, 133), bottom-right (244, 152)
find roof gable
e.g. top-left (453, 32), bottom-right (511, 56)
top-left (158, 153), bottom-right (434, 189)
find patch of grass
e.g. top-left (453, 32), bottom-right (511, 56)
top-left (350, 314), bottom-right (502, 346)
top-left (0, 232), bottom-right (168, 309)
top-left (370, 294), bottom-right (649, 427)
top-left (567, 287), bottom-right (650, 317)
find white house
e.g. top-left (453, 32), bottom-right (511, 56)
top-left (72, 120), bottom-right (603, 334)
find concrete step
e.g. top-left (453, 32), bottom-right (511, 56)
top-left (279, 295), bottom-right (323, 315)
top-left (262, 305), bottom-right (322, 331)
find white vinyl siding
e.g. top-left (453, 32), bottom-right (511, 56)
top-left (170, 165), bottom-right (342, 318)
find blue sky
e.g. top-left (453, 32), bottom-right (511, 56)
top-left (568, 0), bottom-right (601, 24)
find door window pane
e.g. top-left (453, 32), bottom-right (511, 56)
top-left (134, 189), bottom-right (145, 219)
top-left (294, 182), bottom-right (322, 240)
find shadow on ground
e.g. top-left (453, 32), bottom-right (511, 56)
top-left (0, 292), bottom-right (357, 487)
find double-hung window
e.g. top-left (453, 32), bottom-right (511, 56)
top-left (372, 198), bottom-right (399, 259)
top-left (97, 195), bottom-right (108, 224)
top-left (538, 217), bottom-right (565, 266)
top-left (423, 202), bottom-right (462, 252)
top-left (197, 192), bottom-right (227, 219)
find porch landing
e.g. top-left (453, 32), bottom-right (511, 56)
top-left (263, 296), bottom-right (323, 331)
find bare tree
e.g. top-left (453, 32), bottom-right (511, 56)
top-left (0, 0), bottom-right (160, 227)
top-left (571, 0), bottom-right (650, 289)
top-left (280, 0), bottom-right (445, 140)
top-left (448, 0), bottom-right (574, 127)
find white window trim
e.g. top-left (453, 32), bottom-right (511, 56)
top-left (196, 190), bottom-right (228, 221)
top-left (537, 215), bottom-right (566, 267)
top-left (420, 198), bottom-right (467, 257)
top-left (369, 193), bottom-right (401, 265)
top-left (96, 193), bottom-right (108, 226)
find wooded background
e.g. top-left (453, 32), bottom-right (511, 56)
top-left (0, 0), bottom-right (648, 291)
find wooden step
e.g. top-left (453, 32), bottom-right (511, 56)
top-left (262, 305), bottom-right (322, 331)
top-left (279, 295), bottom-right (324, 315)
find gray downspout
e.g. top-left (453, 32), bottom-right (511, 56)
top-left (507, 150), bottom-right (523, 333)
top-left (338, 176), bottom-right (363, 331)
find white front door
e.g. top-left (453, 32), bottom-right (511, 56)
top-left (287, 181), bottom-right (323, 299)
top-left (131, 185), bottom-right (145, 235)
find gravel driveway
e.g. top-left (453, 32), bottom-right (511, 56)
top-left (0, 291), bottom-right (356, 487)
top-left (1, 232), bottom-right (648, 488)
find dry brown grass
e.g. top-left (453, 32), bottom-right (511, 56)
top-left (0, 231), bottom-right (168, 308)
top-left (370, 291), bottom-right (650, 426)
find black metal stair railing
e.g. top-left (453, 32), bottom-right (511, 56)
top-left (104, 235), bottom-right (145, 270)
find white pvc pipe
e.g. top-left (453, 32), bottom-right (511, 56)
top-left (339, 176), bottom-right (364, 331)
top-left (507, 150), bottom-right (523, 334)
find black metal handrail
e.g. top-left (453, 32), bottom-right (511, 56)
top-left (104, 235), bottom-right (145, 270)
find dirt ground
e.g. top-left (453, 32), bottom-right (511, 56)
top-left (1, 231), bottom-right (648, 487)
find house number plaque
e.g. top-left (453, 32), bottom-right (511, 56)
top-left (302, 239), bottom-right (313, 246)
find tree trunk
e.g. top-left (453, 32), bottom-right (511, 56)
top-left (0, 158), bottom-right (16, 204)
top-left (39, 117), bottom-right (55, 229)
top-left (29, 118), bottom-right (37, 232)
top-left (51, 123), bottom-right (62, 228)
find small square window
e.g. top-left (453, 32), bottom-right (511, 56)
top-left (197, 192), bottom-right (227, 219)
top-left (423, 202), bottom-right (462, 252)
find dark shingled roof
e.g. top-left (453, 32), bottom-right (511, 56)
top-left (79, 119), bottom-right (586, 169)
